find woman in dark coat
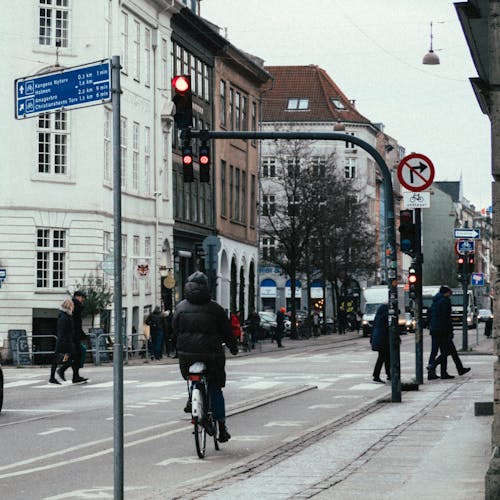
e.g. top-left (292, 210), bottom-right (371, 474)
top-left (370, 303), bottom-right (391, 383)
top-left (49, 299), bottom-right (75, 384)
top-left (173, 272), bottom-right (238, 442)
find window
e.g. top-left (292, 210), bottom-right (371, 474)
top-left (287, 98), bottom-right (308, 110)
top-left (251, 101), bottom-right (257, 145)
top-left (262, 194), bottom-right (276, 216)
top-left (311, 157), bottom-right (326, 177)
top-left (287, 157), bottom-right (300, 178)
top-left (144, 126), bottom-right (151, 195)
top-left (38, 111), bottom-right (68, 175)
top-left (145, 236), bottom-right (152, 294)
top-left (229, 165), bottom-right (234, 220)
top-left (331, 98), bottom-right (346, 109)
top-left (235, 168), bottom-right (240, 220)
top-left (133, 20), bottom-right (140, 81)
top-left (104, 109), bottom-right (111, 183)
top-left (36, 228), bottom-right (66, 288)
top-left (220, 80), bottom-right (227, 127)
top-left (132, 122), bottom-right (139, 191)
top-left (120, 117), bottom-right (127, 188)
top-left (39, 0), bottom-right (70, 48)
top-left (197, 60), bottom-right (203, 98)
top-left (162, 130), bottom-right (168, 197)
top-left (345, 132), bottom-right (355, 149)
top-left (220, 160), bottom-right (227, 216)
top-left (120, 11), bottom-right (128, 74)
top-left (144, 27), bottom-right (151, 86)
top-left (161, 38), bottom-right (168, 90)
top-left (241, 96), bottom-right (248, 131)
top-left (345, 158), bottom-right (357, 179)
top-left (229, 89), bottom-right (234, 129)
top-left (121, 235), bottom-right (127, 294)
top-left (262, 237), bottom-right (276, 261)
top-left (241, 171), bottom-right (247, 223)
top-left (262, 157), bottom-right (276, 178)
top-left (235, 92), bottom-right (241, 130)
top-left (250, 175), bottom-right (256, 226)
top-left (204, 64), bottom-right (210, 102)
top-left (104, 231), bottom-right (112, 254)
top-left (199, 181), bottom-right (206, 224)
top-left (132, 235), bottom-right (139, 295)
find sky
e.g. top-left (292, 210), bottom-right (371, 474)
top-left (201, 0), bottom-right (492, 211)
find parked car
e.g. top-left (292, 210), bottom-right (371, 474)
top-left (257, 311), bottom-right (277, 339)
top-left (477, 309), bottom-right (494, 322)
top-left (0, 363), bottom-right (3, 413)
top-left (398, 312), bottom-right (416, 334)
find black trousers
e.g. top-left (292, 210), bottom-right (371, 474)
top-left (434, 337), bottom-right (464, 374)
top-left (373, 350), bottom-right (390, 379)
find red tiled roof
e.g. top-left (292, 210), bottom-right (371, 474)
top-left (262, 65), bottom-right (371, 124)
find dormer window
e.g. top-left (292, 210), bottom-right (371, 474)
top-left (287, 98), bottom-right (309, 110)
top-left (331, 98), bottom-right (346, 110)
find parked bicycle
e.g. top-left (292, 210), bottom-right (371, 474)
top-left (188, 361), bottom-right (219, 458)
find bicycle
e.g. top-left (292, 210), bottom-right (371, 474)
top-left (240, 324), bottom-right (252, 352)
top-left (188, 361), bottom-right (219, 459)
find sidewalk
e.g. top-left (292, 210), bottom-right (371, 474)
top-left (171, 335), bottom-right (494, 500)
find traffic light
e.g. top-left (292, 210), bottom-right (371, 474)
top-left (199, 142), bottom-right (210, 183)
top-left (399, 209), bottom-right (416, 256)
top-left (457, 255), bottom-right (465, 276)
top-left (172, 75), bottom-right (193, 129)
top-left (466, 252), bottom-right (475, 274)
top-left (408, 265), bottom-right (418, 299)
top-left (182, 143), bottom-right (194, 182)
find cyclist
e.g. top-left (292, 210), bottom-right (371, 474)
top-left (173, 271), bottom-right (238, 443)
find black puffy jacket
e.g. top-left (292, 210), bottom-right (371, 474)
top-left (173, 277), bottom-right (237, 387)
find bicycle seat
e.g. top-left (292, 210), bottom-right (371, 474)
top-left (189, 361), bottom-right (207, 374)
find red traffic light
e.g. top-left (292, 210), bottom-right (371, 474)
top-left (457, 256), bottom-right (465, 264)
top-left (200, 154), bottom-right (209, 165)
top-left (408, 274), bottom-right (417, 284)
top-left (172, 75), bottom-right (190, 94)
top-left (182, 153), bottom-right (193, 165)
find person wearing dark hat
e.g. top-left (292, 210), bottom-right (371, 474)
top-left (58, 290), bottom-right (88, 384)
top-left (173, 271), bottom-right (238, 443)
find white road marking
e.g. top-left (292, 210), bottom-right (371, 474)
top-left (241, 381), bottom-right (281, 390)
top-left (2, 409), bottom-right (71, 413)
top-left (105, 413), bottom-right (134, 421)
top-left (308, 404), bottom-right (340, 409)
top-left (156, 456), bottom-right (211, 466)
top-left (86, 380), bottom-right (138, 388)
top-left (350, 383), bottom-right (384, 390)
top-left (38, 427), bottom-right (75, 436)
top-left (137, 381), bottom-right (183, 388)
top-left (4, 380), bottom-right (43, 388)
top-left (264, 421), bottom-right (304, 427)
top-left (230, 435), bottom-right (270, 442)
top-left (44, 486), bottom-right (148, 499)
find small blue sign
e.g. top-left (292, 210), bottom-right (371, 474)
top-left (457, 240), bottom-right (475, 254)
top-left (471, 273), bottom-right (484, 286)
top-left (454, 228), bottom-right (480, 239)
top-left (15, 59), bottom-right (111, 119)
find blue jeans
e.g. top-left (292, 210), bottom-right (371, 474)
top-left (208, 384), bottom-right (225, 421)
top-left (151, 331), bottom-right (164, 359)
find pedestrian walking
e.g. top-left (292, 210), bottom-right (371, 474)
top-left (145, 306), bottom-right (165, 360)
top-left (370, 303), bottom-right (391, 383)
top-left (275, 307), bottom-right (286, 348)
top-left (312, 312), bottom-right (320, 336)
top-left (337, 305), bottom-right (347, 334)
top-left (246, 310), bottom-right (260, 349)
top-left (70, 290), bottom-right (88, 383)
top-left (427, 286), bottom-right (470, 380)
top-left (49, 299), bottom-right (75, 385)
top-left (230, 311), bottom-right (242, 343)
top-left (163, 310), bottom-right (176, 357)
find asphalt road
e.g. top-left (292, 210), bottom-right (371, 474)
top-left (0, 327), bottom-right (488, 499)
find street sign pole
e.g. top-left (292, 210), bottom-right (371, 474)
top-left (462, 253), bottom-right (469, 352)
top-left (414, 208), bottom-right (424, 385)
top-left (111, 55), bottom-right (124, 500)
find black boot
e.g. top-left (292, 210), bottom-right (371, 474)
top-left (427, 368), bottom-right (439, 380)
top-left (218, 421), bottom-right (231, 443)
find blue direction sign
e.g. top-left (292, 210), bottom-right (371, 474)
top-left (457, 239), bottom-right (475, 254)
top-left (454, 228), bottom-right (480, 239)
top-left (15, 59), bottom-right (111, 119)
top-left (471, 272), bottom-right (484, 286)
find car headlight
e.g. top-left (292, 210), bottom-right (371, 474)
top-left (362, 320), bottom-right (368, 326)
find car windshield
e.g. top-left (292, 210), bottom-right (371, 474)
top-left (365, 303), bottom-right (384, 314)
top-left (479, 309), bottom-right (492, 316)
top-left (259, 312), bottom-right (276, 322)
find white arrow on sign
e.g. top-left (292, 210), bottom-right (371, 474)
top-left (454, 228), bottom-right (480, 239)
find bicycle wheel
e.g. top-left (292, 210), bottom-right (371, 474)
top-left (194, 419), bottom-right (207, 458)
top-left (192, 387), bottom-right (207, 458)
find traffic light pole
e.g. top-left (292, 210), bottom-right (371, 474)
top-left (190, 129), bottom-right (402, 402)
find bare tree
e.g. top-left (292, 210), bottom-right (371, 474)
top-left (424, 246), bottom-right (459, 287)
